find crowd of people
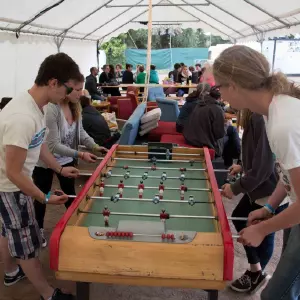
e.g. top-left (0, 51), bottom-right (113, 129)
top-left (84, 61), bottom-right (211, 101)
top-left (0, 45), bottom-right (300, 300)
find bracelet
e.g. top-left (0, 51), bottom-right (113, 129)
top-left (264, 203), bottom-right (275, 214)
top-left (44, 191), bottom-right (51, 204)
top-left (74, 151), bottom-right (78, 159)
top-left (59, 167), bottom-right (63, 175)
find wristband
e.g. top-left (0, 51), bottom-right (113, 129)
top-left (44, 191), bottom-right (51, 204)
top-left (264, 203), bottom-right (275, 214)
top-left (74, 151), bottom-right (78, 159)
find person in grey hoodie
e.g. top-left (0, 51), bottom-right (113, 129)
top-left (221, 109), bottom-right (288, 294)
top-left (32, 78), bottom-right (107, 247)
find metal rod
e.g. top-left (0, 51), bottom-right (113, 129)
top-left (116, 151), bottom-right (201, 157)
top-left (228, 217), bottom-right (248, 221)
top-left (232, 235), bottom-right (240, 239)
top-left (243, 0), bottom-right (289, 26)
top-left (72, 195), bottom-right (213, 204)
top-left (78, 209), bottom-right (248, 221)
top-left (102, 165), bottom-right (228, 173)
top-left (78, 210), bottom-right (217, 219)
top-left (108, 174), bottom-right (207, 180)
top-left (132, 20), bottom-right (200, 23)
top-left (106, 3), bottom-right (210, 7)
top-left (97, 157), bottom-right (204, 163)
top-left (97, 184), bottom-right (213, 192)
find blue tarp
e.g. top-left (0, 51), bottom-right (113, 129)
top-left (125, 48), bottom-right (208, 70)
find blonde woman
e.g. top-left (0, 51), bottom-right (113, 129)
top-left (33, 74), bottom-right (107, 247)
top-left (213, 45), bottom-right (300, 300)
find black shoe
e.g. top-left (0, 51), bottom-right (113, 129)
top-left (230, 270), bottom-right (252, 292)
top-left (40, 288), bottom-right (75, 300)
top-left (4, 265), bottom-right (26, 286)
top-left (249, 272), bottom-right (270, 294)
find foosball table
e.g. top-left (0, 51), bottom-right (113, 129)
top-left (50, 144), bottom-right (240, 300)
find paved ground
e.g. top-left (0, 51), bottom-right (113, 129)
top-left (0, 189), bottom-right (283, 300)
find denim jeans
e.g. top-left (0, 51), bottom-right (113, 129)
top-left (261, 224), bottom-right (300, 300)
top-left (232, 194), bottom-right (288, 270)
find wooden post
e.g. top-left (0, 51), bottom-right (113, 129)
top-left (144, 0), bottom-right (153, 102)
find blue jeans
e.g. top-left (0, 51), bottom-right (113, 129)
top-left (261, 224), bottom-right (300, 300)
top-left (232, 194), bottom-right (288, 270)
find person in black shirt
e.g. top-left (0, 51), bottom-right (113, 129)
top-left (99, 65), bottom-right (120, 96)
top-left (80, 96), bottom-right (120, 148)
top-left (85, 67), bottom-right (104, 101)
top-left (122, 64), bottom-right (134, 90)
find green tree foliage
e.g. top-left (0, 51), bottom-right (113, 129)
top-left (101, 33), bottom-right (127, 66)
top-left (100, 28), bottom-right (228, 65)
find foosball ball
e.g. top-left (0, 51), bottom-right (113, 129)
top-left (50, 144), bottom-right (243, 300)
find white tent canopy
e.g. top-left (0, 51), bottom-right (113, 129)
top-left (1, 0), bottom-right (300, 98)
top-left (0, 0), bottom-right (300, 43)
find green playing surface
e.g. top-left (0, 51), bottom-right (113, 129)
top-left (81, 159), bottom-right (216, 232)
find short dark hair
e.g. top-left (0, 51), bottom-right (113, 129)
top-left (80, 95), bottom-right (91, 108)
top-left (150, 65), bottom-right (156, 70)
top-left (139, 65), bottom-right (145, 72)
top-left (174, 63), bottom-right (181, 70)
top-left (126, 63), bottom-right (132, 69)
top-left (195, 63), bottom-right (201, 67)
top-left (210, 86), bottom-right (221, 100)
top-left (180, 62), bottom-right (185, 66)
top-left (90, 67), bottom-right (97, 73)
top-left (116, 64), bottom-right (122, 69)
top-left (35, 53), bottom-right (83, 86)
top-left (0, 97), bottom-right (12, 110)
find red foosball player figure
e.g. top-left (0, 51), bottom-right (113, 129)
top-left (99, 179), bottom-right (105, 196)
top-left (159, 182), bottom-right (165, 199)
top-left (180, 184), bottom-right (187, 200)
top-left (102, 206), bottom-right (110, 227)
top-left (118, 180), bottom-right (124, 198)
top-left (160, 209), bottom-right (169, 223)
top-left (138, 181), bottom-right (144, 199)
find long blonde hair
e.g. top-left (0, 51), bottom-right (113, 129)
top-left (213, 45), bottom-right (300, 98)
top-left (62, 98), bottom-right (81, 122)
top-left (237, 109), bottom-right (253, 130)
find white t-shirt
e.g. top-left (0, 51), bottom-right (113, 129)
top-left (264, 94), bottom-right (300, 203)
top-left (0, 92), bottom-right (46, 192)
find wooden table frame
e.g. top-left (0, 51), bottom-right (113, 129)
top-left (49, 145), bottom-right (233, 300)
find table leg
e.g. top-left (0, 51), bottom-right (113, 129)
top-left (207, 290), bottom-right (218, 300)
top-left (76, 282), bottom-right (90, 300)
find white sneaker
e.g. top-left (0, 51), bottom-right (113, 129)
top-left (40, 228), bottom-right (47, 248)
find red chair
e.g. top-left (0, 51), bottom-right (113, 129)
top-left (108, 91), bottom-right (138, 118)
top-left (148, 121), bottom-right (181, 142)
top-left (160, 134), bottom-right (215, 160)
top-left (146, 102), bottom-right (158, 112)
top-left (117, 98), bottom-right (134, 120)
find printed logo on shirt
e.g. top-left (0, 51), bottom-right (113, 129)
top-left (28, 128), bottom-right (46, 149)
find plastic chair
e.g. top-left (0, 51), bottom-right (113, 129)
top-left (156, 98), bottom-right (180, 122)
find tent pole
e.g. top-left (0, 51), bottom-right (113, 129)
top-left (144, 0), bottom-right (153, 103)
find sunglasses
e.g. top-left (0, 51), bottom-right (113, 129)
top-left (62, 83), bottom-right (73, 95)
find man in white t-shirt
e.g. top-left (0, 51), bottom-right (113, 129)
top-left (0, 53), bottom-right (82, 300)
